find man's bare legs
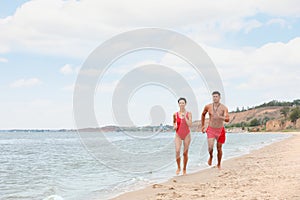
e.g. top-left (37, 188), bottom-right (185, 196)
top-left (207, 138), bottom-right (215, 166)
top-left (217, 142), bottom-right (223, 169)
top-left (175, 135), bottom-right (182, 175)
top-left (207, 138), bottom-right (223, 169)
top-left (182, 134), bottom-right (191, 175)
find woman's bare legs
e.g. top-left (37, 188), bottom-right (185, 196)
top-left (175, 134), bottom-right (182, 175)
top-left (183, 134), bottom-right (191, 175)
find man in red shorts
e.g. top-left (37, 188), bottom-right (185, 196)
top-left (200, 91), bottom-right (229, 169)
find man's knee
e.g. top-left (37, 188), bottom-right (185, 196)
top-left (208, 147), bottom-right (213, 153)
top-left (217, 145), bottom-right (222, 152)
top-left (183, 151), bottom-right (188, 157)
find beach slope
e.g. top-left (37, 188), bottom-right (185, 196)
top-left (113, 133), bottom-right (300, 200)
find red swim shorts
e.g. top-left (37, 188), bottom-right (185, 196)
top-left (206, 126), bottom-right (226, 144)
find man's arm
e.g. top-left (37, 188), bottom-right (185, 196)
top-left (201, 105), bottom-right (208, 132)
top-left (217, 106), bottom-right (230, 122)
top-left (224, 107), bottom-right (230, 123)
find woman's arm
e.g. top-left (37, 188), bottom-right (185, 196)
top-left (186, 112), bottom-right (193, 127)
top-left (173, 113), bottom-right (177, 130)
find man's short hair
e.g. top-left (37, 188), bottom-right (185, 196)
top-left (212, 91), bottom-right (221, 96)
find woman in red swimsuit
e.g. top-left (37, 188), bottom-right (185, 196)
top-left (173, 97), bottom-right (192, 175)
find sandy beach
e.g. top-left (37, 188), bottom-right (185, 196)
top-left (113, 133), bottom-right (300, 200)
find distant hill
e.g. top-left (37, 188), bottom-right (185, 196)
top-left (226, 99), bottom-right (300, 132)
top-left (228, 106), bottom-right (281, 127)
top-left (191, 99), bottom-right (300, 132)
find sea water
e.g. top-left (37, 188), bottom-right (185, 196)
top-left (0, 131), bottom-right (290, 200)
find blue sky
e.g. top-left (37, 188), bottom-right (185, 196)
top-left (0, 0), bottom-right (299, 129)
top-left (0, 0), bottom-right (30, 17)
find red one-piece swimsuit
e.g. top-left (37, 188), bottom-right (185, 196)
top-left (176, 112), bottom-right (190, 140)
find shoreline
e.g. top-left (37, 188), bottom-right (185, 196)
top-left (112, 132), bottom-right (300, 200)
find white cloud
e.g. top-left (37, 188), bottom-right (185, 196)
top-left (0, 0), bottom-right (299, 57)
top-left (60, 64), bottom-right (80, 75)
top-left (10, 78), bottom-right (42, 88)
top-left (203, 37), bottom-right (300, 109)
top-left (62, 83), bottom-right (74, 91)
top-left (266, 18), bottom-right (288, 28)
top-left (60, 64), bottom-right (73, 75)
top-left (0, 57), bottom-right (8, 63)
top-left (78, 68), bottom-right (101, 77)
top-left (108, 60), bottom-right (158, 75)
top-left (206, 37), bottom-right (300, 78)
top-left (97, 81), bottom-right (119, 93)
top-left (243, 19), bottom-right (263, 33)
top-left (257, 0), bottom-right (300, 17)
top-left (0, 45), bottom-right (9, 54)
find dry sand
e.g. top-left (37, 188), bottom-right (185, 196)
top-left (113, 133), bottom-right (300, 200)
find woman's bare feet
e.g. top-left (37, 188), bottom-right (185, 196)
top-left (176, 168), bottom-right (181, 175)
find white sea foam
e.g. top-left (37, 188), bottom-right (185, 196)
top-left (43, 195), bottom-right (64, 200)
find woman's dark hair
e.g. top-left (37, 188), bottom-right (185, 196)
top-left (178, 97), bottom-right (187, 103)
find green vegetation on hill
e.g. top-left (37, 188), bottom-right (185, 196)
top-left (227, 99), bottom-right (300, 132)
top-left (255, 99), bottom-right (300, 108)
top-left (233, 99), bottom-right (300, 113)
top-left (290, 107), bottom-right (300, 123)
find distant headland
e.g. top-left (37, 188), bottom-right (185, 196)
top-left (1, 99), bottom-right (299, 133)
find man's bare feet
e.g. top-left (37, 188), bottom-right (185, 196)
top-left (183, 169), bottom-right (186, 175)
top-left (176, 168), bottom-right (181, 175)
top-left (217, 164), bottom-right (221, 170)
top-left (208, 156), bottom-right (213, 166)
